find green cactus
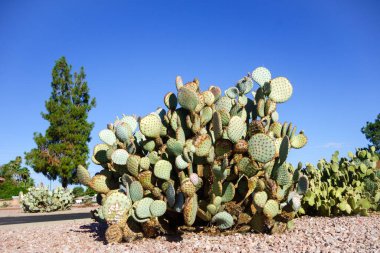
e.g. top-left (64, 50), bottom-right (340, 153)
top-left (84, 67), bottom-right (309, 243)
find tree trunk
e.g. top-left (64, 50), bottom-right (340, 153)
top-left (62, 178), bottom-right (68, 188)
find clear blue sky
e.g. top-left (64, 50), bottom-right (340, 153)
top-left (0, 1), bottom-right (379, 188)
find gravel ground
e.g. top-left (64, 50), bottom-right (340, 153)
top-left (1, 214), bottom-right (379, 253)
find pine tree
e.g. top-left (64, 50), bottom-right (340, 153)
top-left (361, 113), bottom-right (380, 152)
top-left (25, 57), bottom-right (96, 188)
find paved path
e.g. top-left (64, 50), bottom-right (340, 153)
top-left (0, 212), bottom-right (91, 225)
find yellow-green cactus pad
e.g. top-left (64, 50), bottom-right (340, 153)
top-left (115, 122), bottom-right (132, 142)
top-left (202, 90), bottom-right (215, 106)
top-left (290, 132), bottom-right (308, 149)
top-left (77, 165), bottom-right (91, 185)
top-left (178, 87), bottom-right (199, 111)
top-left (99, 129), bottom-right (116, 146)
top-left (136, 197), bottom-right (154, 219)
top-left (248, 133), bottom-right (276, 163)
top-left (225, 87), bottom-right (239, 99)
top-left (211, 211), bottom-right (234, 229)
top-left (269, 77), bottom-right (293, 103)
top-left (149, 200), bottom-right (167, 217)
top-left (221, 182), bottom-right (235, 202)
top-left (263, 199), bottom-right (279, 219)
top-left (227, 116), bottom-right (245, 143)
top-left (237, 157), bottom-right (259, 177)
top-left (253, 191), bottom-right (268, 208)
top-left (175, 155), bottom-right (188, 170)
top-left (111, 149), bottom-right (129, 165)
top-left (252, 67), bottom-right (271, 87)
top-left (102, 191), bottom-right (132, 224)
top-left (127, 155), bottom-right (141, 177)
top-left (129, 181), bottom-right (144, 202)
top-left (194, 134), bottom-right (212, 157)
top-left (139, 157), bottom-right (150, 171)
top-left (215, 96), bottom-right (233, 112)
top-left (153, 160), bottom-right (172, 180)
top-left (89, 174), bottom-right (110, 194)
top-left (181, 179), bottom-right (196, 197)
top-left (183, 194), bottom-right (198, 226)
top-left (92, 144), bottom-right (109, 165)
top-left (264, 99), bottom-right (276, 116)
top-left (140, 114), bottom-right (162, 138)
top-left (164, 92), bottom-right (178, 110)
top-left (166, 138), bottom-right (184, 157)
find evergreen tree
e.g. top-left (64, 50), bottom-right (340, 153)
top-left (25, 57), bottom-right (96, 188)
top-left (361, 113), bottom-right (380, 152)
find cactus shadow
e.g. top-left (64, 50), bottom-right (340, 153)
top-left (72, 222), bottom-right (107, 244)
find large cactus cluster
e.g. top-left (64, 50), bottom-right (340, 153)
top-left (300, 147), bottom-right (380, 216)
top-left (78, 67), bottom-right (309, 243)
top-left (19, 185), bottom-right (74, 213)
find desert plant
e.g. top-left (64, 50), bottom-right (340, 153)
top-left (300, 146), bottom-right (380, 216)
top-left (19, 185), bottom-right (74, 212)
top-left (79, 66), bottom-right (308, 243)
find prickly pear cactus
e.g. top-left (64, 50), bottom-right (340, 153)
top-left (19, 185), bottom-right (74, 213)
top-left (300, 147), bottom-right (380, 216)
top-left (80, 66), bottom-right (308, 243)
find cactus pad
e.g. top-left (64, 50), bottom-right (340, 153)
top-left (183, 195), bottom-right (198, 226)
top-left (253, 191), bottom-right (268, 208)
top-left (252, 67), bottom-right (271, 87)
top-left (129, 181), bottom-right (144, 202)
top-left (135, 197), bottom-right (154, 219)
top-left (227, 116), bottom-right (245, 143)
top-left (194, 134), bottom-right (212, 157)
top-left (290, 132), bottom-right (308, 149)
top-left (211, 211), bottom-right (234, 229)
top-left (149, 200), bottom-right (167, 217)
top-left (164, 92), bottom-right (178, 110)
top-left (297, 175), bottom-right (309, 195)
top-left (140, 114), bottom-right (162, 138)
top-left (178, 87), bottom-right (199, 111)
top-left (248, 133), bottom-right (276, 163)
top-left (269, 77), bottom-right (293, 103)
top-left (115, 122), bottom-right (132, 142)
top-left (77, 165), bottom-right (91, 185)
top-left (111, 149), bottom-right (129, 165)
top-left (99, 129), bottom-right (116, 146)
top-left (153, 160), bottom-right (172, 180)
top-left (225, 87), bottom-right (239, 99)
top-left (263, 199), bottom-right (279, 219)
top-left (92, 144), bottom-right (110, 164)
top-left (127, 155), bottom-right (141, 177)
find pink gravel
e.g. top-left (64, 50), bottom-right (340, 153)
top-left (1, 214), bottom-right (379, 253)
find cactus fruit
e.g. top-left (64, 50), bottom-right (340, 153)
top-left (84, 67), bottom-right (308, 243)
